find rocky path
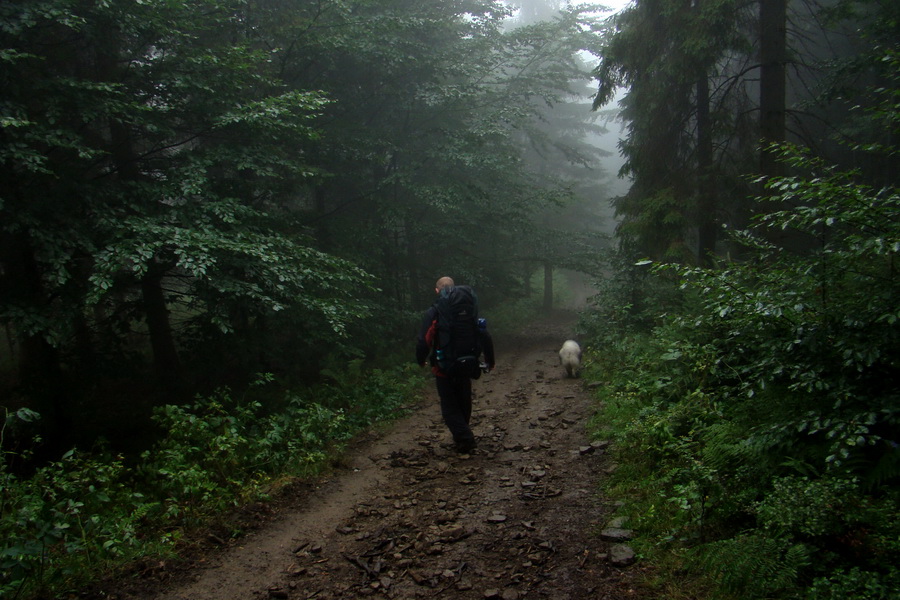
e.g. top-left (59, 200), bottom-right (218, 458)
top-left (108, 317), bottom-right (645, 600)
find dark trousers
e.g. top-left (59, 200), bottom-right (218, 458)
top-left (435, 375), bottom-right (474, 444)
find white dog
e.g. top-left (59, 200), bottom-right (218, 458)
top-left (559, 340), bottom-right (582, 378)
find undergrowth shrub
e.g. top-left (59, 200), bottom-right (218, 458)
top-left (691, 534), bottom-right (811, 598)
top-left (584, 143), bottom-right (900, 599)
top-left (139, 391), bottom-right (347, 524)
top-left (1, 410), bottom-right (150, 599)
top-left (580, 251), bottom-right (685, 345)
top-left (805, 567), bottom-right (900, 600)
top-left (0, 366), bottom-right (420, 600)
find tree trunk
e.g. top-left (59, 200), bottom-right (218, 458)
top-left (523, 263), bottom-right (533, 298)
top-left (696, 73), bottom-right (716, 266)
top-left (141, 269), bottom-right (182, 393)
top-left (759, 0), bottom-right (787, 177)
top-left (406, 221), bottom-right (422, 308)
top-left (1, 234), bottom-right (71, 446)
top-left (543, 262), bottom-right (553, 313)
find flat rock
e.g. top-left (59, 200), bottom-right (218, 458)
top-left (600, 527), bottom-right (633, 541)
top-left (609, 544), bottom-right (636, 567)
top-left (607, 516), bottom-right (628, 528)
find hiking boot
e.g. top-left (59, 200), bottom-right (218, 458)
top-left (455, 440), bottom-right (476, 454)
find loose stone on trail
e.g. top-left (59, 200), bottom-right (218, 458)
top-left (609, 544), bottom-right (637, 567)
top-left (600, 527), bottom-right (634, 542)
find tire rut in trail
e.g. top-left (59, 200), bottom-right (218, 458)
top-left (126, 320), bottom-right (646, 600)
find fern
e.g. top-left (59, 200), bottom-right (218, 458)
top-left (131, 500), bottom-right (163, 524)
top-left (700, 421), bottom-right (756, 472)
top-left (689, 534), bottom-right (810, 598)
top-left (319, 357), bottom-right (366, 389)
top-left (864, 445), bottom-right (900, 491)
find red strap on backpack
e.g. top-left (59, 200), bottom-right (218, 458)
top-left (425, 319), bottom-right (445, 377)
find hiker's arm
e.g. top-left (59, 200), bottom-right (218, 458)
top-left (480, 329), bottom-right (495, 370)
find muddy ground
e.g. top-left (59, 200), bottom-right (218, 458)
top-left (97, 315), bottom-right (650, 600)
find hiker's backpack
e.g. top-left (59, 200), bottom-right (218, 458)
top-left (433, 285), bottom-right (482, 379)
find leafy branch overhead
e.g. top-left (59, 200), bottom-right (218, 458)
top-left (0, 0), bottom-right (376, 390)
top-left (1, 0), bottom-right (615, 422)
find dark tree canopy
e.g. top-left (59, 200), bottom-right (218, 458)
top-left (591, 0), bottom-right (897, 263)
top-left (0, 0), bottom-right (613, 447)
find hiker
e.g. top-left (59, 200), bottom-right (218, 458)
top-left (416, 276), bottom-right (495, 453)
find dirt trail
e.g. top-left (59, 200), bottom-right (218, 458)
top-left (109, 315), bottom-right (646, 600)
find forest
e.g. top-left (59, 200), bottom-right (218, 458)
top-left (0, 0), bottom-right (897, 598)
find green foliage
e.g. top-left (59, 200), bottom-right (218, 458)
top-left (755, 476), bottom-right (863, 538)
top-left (584, 5), bottom-right (900, 598)
top-left (668, 146), bottom-right (900, 483)
top-left (691, 534), bottom-right (811, 598)
top-left (267, 0), bottom-right (612, 304)
top-left (584, 141), bottom-right (900, 599)
top-left (579, 251), bottom-right (685, 345)
top-left (592, 0), bottom-right (756, 262)
top-left (141, 392), bottom-right (347, 522)
top-left (806, 567), bottom-right (900, 600)
top-left (1, 408), bottom-right (149, 599)
top-left (1, 0), bottom-right (615, 434)
top-left (141, 367), bottom-right (418, 524)
top-left (0, 0), bottom-right (375, 417)
top-left (0, 367), bottom-right (420, 599)
top-left (614, 188), bottom-right (694, 262)
top-left (316, 365), bottom-right (420, 431)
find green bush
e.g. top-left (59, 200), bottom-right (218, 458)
top-left (806, 567), bottom-right (900, 600)
top-left (585, 143), bottom-right (900, 599)
top-left (755, 476), bottom-right (859, 538)
top-left (1, 409), bottom-right (148, 598)
top-left (0, 366), bottom-right (421, 600)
